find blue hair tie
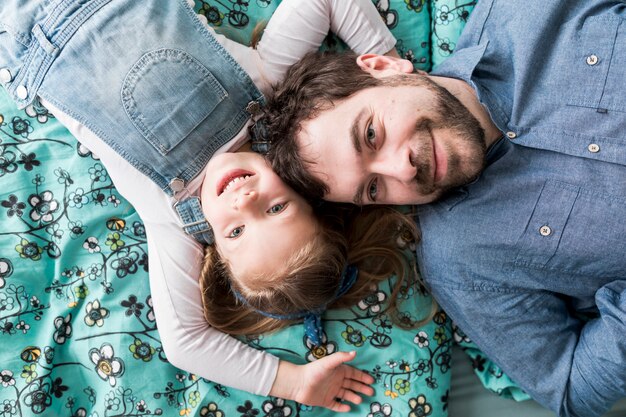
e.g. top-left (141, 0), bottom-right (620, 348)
top-left (231, 264), bottom-right (358, 346)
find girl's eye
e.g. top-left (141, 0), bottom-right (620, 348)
top-left (267, 203), bottom-right (288, 215)
top-left (228, 226), bottom-right (245, 239)
top-left (368, 179), bottom-right (378, 202)
top-left (366, 123), bottom-right (376, 146)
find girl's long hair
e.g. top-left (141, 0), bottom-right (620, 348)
top-left (199, 205), bottom-right (435, 336)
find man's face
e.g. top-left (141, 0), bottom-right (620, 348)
top-left (297, 73), bottom-right (487, 205)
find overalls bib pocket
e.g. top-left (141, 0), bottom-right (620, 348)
top-left (122, 48), bottom-right (228, 156)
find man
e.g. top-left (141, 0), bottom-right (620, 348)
top-left (263, 1), bottom-right (626, 416)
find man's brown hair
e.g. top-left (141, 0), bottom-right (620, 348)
top-left (264, 51), bottom-right (383, 202)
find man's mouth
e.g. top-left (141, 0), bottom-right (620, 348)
top-left (216, 170), bottom-right (254, 196)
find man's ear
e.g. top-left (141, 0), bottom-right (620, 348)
top-left (356, 54), bottom-right (414, 77)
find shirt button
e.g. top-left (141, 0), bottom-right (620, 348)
top-left (0, 68), bottom-right (12, 83)
top-left (587, 143), bottom-right (600, 153)
top-left (16, 85), bottom-right (28, 100)
top-left (539, 225), bottom-right (552, 236)
top-left (506, 131), bottom-right (517, 139)
top-left (586, 55), bottom-right (599, 66)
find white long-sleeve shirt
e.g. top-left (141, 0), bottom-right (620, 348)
top-left (42, 0), bottom-right (395, 396)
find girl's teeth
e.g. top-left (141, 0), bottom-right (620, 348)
top-left (223, 175), bottom-right (250, 194)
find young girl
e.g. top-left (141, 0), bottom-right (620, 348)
top-left (0, 0), bottom-right (402, 410)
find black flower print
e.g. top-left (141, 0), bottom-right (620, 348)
top-left (50, 377), bottom-right (69, 398)
top-left (408, 394), bottom-right (432, 417)
top-left (23, 380), bottom-right (53, 414)
top-left (53, 313), bottom-right (72, 344)
top-left (1, 195), bottom-right (25, 217)
top-left (138, 253), bottom-right (149, 272)
top-left (404, 0), bottom-right (425, 13)
top-left (111, 250), bottom-right (139, 278)
top-left (261, 398), bottom-right (292, 417)
top-left (28, 191), bottom-right (59, 223)
top-left (132, 221), bottom-right (146, 238)
top-left (121, 295), bottom-right (144, 317)
top-left (19, 152), bottom-right (41, 171)
top-left (237, 400), bottom-right (259, 417)
top-left (11, 116), bottom-right (34, 137)
top-left (199, 4), bottom-right (224, 26)
top-left (0, 150), bottom-right (18, 176)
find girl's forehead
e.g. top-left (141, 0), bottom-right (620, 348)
top-left (223, 209), bottom-right (318, 283)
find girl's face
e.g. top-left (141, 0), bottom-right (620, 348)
top-left (201, 152), bottom-right (318, 281)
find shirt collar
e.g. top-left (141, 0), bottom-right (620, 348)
top-left (430, 42), bottom-right (489, 85)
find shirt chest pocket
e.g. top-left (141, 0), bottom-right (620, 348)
top-left (566, 15), bottom-right (626, 113)
top-left (514, 180), bottom-right (626, 278)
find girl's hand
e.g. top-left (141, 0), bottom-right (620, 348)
top-left (270, 351), bottom-right (375, 412)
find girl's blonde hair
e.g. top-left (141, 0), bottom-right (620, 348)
top-left (199, 206), bottom-right (435, 336)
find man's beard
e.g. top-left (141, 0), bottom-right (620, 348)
top-left (389, 74), bottom-right (487, 198)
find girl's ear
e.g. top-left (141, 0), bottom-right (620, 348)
top-left (356, 54), bottom-right (415, 77)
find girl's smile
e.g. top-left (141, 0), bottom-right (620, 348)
top-left (201, 152), bottom-right (318, 281)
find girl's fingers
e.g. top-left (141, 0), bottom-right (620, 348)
top-left (343, 379), bottom-right (375, 396)
top-left (338, 389), bottom-right (364, 405)
top-left (345, 366), bottom-right (375, 384)
top-left (328, 399), bottom-right (351, 413)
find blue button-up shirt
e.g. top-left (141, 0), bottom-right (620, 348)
top-left (417, 1), bottom-right (626, 416)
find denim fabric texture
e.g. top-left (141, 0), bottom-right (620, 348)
top-left (0, 0), bottom-right (264, 244)
top-left (0, 0), bottom-right (263, 196)
top-left (419, 1), bottom-right (626, 417)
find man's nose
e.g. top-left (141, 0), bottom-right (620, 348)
top-left (370, 147), bottom-right (416, 184)
top-left (232, 190), bottom-right (258, 210)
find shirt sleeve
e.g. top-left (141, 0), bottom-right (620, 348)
top-left (41, 99), bottom-right (280, 396)
top-left (427, 275), bottom-right (626, 417)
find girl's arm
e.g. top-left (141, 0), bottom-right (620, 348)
top-left (204, 0), bottom-right (397, 90)
top-left (257, 0), bottom-right (397, 85)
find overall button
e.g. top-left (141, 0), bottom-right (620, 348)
top-left (506, 131), bottom-right (517, 139)
top-left (169, 178), bottom-right (186, 193)
top-left (587, 143), bottom-right (600, 153)
top-left (586, 55), bottom-right (599, 66)
top-left (0, 68), bottom-right (12, 83)
top-left (539, 225), bottom-right (552, 236)
top-left (246, 101), bottom-right (261, 115)
top-left (16, 85), bottom-right (28, 100)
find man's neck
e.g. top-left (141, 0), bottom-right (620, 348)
top-left (430, 75), bottom-right (502, 147)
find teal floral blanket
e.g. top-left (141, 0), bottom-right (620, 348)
top-left (0, 1), bottom-right (527, 417)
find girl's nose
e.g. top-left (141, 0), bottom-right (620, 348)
top-left (232, 190), bottom-right (258, 210)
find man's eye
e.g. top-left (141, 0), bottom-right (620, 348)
top-left (228, 226), bottom-right (245, 239)
top-left (267, 203), bottom-right (288, 215)
top-left (366, 123), bottom-right (376, 146)
top-left (367, 179), bottom-right (378, 201)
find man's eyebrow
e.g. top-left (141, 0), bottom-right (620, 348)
top-left (350, 108), bottom-right (368, 206)
top-left (350, 108), bottom-right (368, 154)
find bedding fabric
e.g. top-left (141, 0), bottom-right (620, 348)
top-left (0, 1), bottom-right (524, 416)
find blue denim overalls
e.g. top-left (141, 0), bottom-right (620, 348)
top-left (0, 0), bottom-right (264, 244)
